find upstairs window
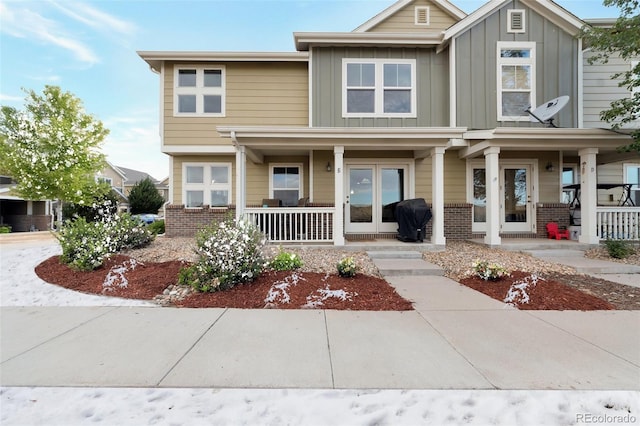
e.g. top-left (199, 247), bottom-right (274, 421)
top-left (174, 66), bottom-right (225, 117)
top-left (343, 59), bottom-right (416, 118)
top-left (497, 42), bottom-right (536, 121)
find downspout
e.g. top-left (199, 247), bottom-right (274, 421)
top-left (449, 38), bottom-right (457, 128)
top-left (577, 38), bottom-right (584, 128)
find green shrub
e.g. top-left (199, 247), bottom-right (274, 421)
top-left (269, 249), bottom-right (303, 271)
top-left (604, 239), bottom-right (635, 259)
top-left (148, 219), bottom-right (165, 235)
top-left (472, 260), bottom-right (508, 281)
top-left (0, 225), bottom-right (11, 233)
top-left (337, 256), bottom-right (357, 278)
top-left (181, 218), bottom-right (266, 292)
top-left (62, 184), bottom-right (119, 222)
top-left (56, 212), bottom-right (153, 271)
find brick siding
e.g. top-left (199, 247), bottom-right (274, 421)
top-left (3, 215), bottom-right (52, 232)
top-left (536, 203), bottom-right (571, 238)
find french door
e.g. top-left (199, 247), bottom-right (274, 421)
top-left (470, 161), bottom-right (535, 233)
top-left (345, 164), bottom-right (409, 233)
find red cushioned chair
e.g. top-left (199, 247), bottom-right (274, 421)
top-left (546, 222), bottom-right (570, 240)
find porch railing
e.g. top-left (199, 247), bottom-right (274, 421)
top-left (596, 207), bottom-right (640, 240)
top-left (243, 207), bottom-right (334, 243)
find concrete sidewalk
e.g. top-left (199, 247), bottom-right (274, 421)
top-left (2, 275), bottom-right (638, 390)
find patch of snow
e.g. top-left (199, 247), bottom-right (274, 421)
top-left (504, 274), bottom-right (543, 307)
top-left (102, 259), bottom-right (142, 291)
top-left (303, 285), bottom-right (358, 309)
top-left (264, 273), bottom-right (305, 307)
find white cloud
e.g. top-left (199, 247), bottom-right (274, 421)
top-left (0, 93), bottom-right (25, 103)
top-left (0, 2), bottom-right (99, 65)
top-left (101, 110), bottom-right (167, 180)
top-left (51, 1), bottom-right (137, 36)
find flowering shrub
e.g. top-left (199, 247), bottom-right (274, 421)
top-left (179, 218), bottom-right (266, 292)
top-left (56, 207), bottom-right (153, 271)
top-left (269, 249), bottom-right (303, 271)
top-left (337, 256), bottom-right (358, 278)
top-left (472, 260), bottom-right (508, 281)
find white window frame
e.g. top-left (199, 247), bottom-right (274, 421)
top-left (415, 6), bottom-right (430, 26)
top-left (632, 61), bottom-right (639, 94)
top-left (561, 163), bottom-right (579, 204)
top-left (342, 58), bottom-right (417, 118)
top-left (174, 65), bottom-right (226, 117)
top-left (97, 176), bottom-right (113, 186)
top-left (182, 162), bottom-right (232, 208)
top-left (496, 41), bottom-right (536, 121)
top-left (624, 163), bottom-right (640, 205)
top-left (507, 9), bottom-right (526, 33)
top-left (269, 163), bottom-right (303, 207)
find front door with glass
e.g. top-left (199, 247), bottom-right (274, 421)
top-left (470, 162), bottom-right (535, 233)
top-left (346, 164), bottom-right (408, 233)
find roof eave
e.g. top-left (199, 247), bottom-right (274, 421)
top-left (137, 51), bottom-right (309, 72)
top-left (294, 32), bottom-right (444, 51)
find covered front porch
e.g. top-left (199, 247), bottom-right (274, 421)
top-left (459, 127), bottom-right (637, 246)
top-left (218, 126), bottom-right (467, 246)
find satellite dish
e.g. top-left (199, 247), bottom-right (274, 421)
top-left (526, 95), bottom-right (570, 127)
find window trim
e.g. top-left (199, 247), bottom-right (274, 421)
top-left (182, 162), bottom-right (232, 208)
top-left (269, 163), bottom-right (304, 207)
top-left (496, 41), bottom-right (536, 121)
top-left (342, 58), bottom-right (417, 118)
top-left (507, 9), bottom-right (526, 33)
top-left (174, 65), bottom-right (226, 117)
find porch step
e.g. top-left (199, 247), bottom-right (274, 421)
top-left (372, 258), bottom-right (444, 277)
top-left (366, 250), bottom-right (423, 259)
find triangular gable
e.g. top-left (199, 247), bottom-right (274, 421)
top-left (354, 0), bottom-right (466, 33)
top-left (442, 0), bottom-right (584, 42)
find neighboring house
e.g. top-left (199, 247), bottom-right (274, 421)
top-left (97, 163), bottom-right (168, 212)
top-left (0, 176), bottom-right (53, 232)
top-left (139, 0), bottom-right (640, 245)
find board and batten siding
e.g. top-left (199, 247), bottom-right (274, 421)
top-left (163, 62), bottom-right (309, 147)
top-left (455, 1), bottom-right (579, 129)
top-left (311, 47), bottom-right (449, 127)
top-left (583, 52), bottom-right (638, 129)
top-left (367, 0), bottom-right (459, 33)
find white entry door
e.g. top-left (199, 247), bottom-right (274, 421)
top-left (470, 161), bottom-right (535, 234)
top-left (345, 164), bottom-right (408, 233)
top-left (500, 164), bottom-right (533, 232)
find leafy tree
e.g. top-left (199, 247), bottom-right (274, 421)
top-left (581, 0), bottom-right (640, 152)
top-left (0, 86), bottom-right (108, 224)
top-left (128, 177), bottom-right (164, 214)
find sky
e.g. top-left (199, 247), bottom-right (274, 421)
top-left (0, 0), bottom-right (623, 181)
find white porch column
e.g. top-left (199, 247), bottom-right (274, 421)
top-left (431, 146), bottom-right (446, 245)
top-left (578, 147), bottom-right (599, 244)
top-left (235, 146), bottom-right (246, 221)
top-left (333, 146), bottom-right (345, 246)
top-left (484, 147), bottom-right (501, 246)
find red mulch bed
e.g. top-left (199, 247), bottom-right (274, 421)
top-left (35, 255), bottom-right (413, 311)
top-left (459, 271), bottom-right (616, 311)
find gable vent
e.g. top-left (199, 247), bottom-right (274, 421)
top-left (415, 6), bottom-right (430, 26)
top-left (508, 9), bottom-right (526, 33)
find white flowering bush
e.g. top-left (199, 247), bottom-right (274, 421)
top-left (56, 206), bottom-right (153, 271)
top-left (268, 249), bottom-right (303, 271)
top-left (179, 218), bottom-right (267, 292)
top-left (472, 260), bottom-right (509, 281)
top-left (337, 256), bottom-right (358, 278)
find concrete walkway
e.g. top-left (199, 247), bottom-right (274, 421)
top-left (1, 239), bottom-right (639, 391)
top-left (2, 272), bottom-right (638, 390)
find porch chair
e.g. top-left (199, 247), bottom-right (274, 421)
top-left (262, 198), bottom-right (282, 207)
top-left (546, 222), bottom-right (570, 240)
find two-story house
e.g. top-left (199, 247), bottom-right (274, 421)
top-left (139, 0), bottom-right (639, 246)
top-left (97, 162), bottom-right (169, 212)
